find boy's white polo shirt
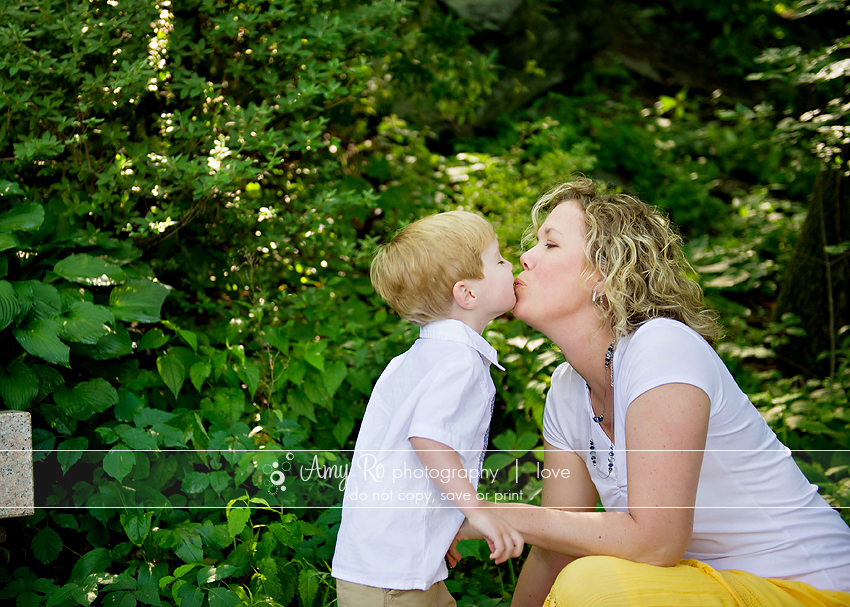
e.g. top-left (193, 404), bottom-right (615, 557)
top-left (332, 319), bottom-right (503, 591)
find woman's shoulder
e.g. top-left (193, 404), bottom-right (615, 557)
top-left (543, 362), bottom-right (589, 450)
top-left (627, 318), bottom-right (715, 357)
top-left (551, 361), bottom-right (584, 390)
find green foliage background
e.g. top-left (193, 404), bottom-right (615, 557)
top-left (0, 0), bottom-right (848, 606)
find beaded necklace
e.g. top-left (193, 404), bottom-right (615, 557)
top-left (589, 339), bottom-right (616, 478)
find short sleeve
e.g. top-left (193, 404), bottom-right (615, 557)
top-left (542, 363), bottom-right (585, 453)
top-left (619, 319), bottom-right (720, 412)
top-left (407, 353), bottom-right (490, 454)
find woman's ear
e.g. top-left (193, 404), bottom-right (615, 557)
top-left (452, 280), bottom-right (478, 310)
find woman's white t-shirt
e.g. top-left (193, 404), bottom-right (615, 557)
top-left (542, 318), bottom-right (850, 592)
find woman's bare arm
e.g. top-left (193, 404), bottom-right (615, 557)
top-left (510, 443), bottom-right (598, 607)
top-left (501, 383), bottom-right (710, 568)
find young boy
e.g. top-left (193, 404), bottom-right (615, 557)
top-left (331, 211), bottom-right (523, 606)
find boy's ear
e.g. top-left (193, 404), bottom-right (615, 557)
top-left (452, 280), bottom-right (478, 310)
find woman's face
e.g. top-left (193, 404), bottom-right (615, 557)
top-left (514, 201), bottom-right (595, 332)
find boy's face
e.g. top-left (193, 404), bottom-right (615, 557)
top-left (471, 239), bottom-right (517, 319)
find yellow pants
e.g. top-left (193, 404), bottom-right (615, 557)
top-left (543, 557), bottom-right (850, 607)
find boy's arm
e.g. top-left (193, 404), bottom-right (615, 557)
top-left (409, 436), bottom-right (524, 564)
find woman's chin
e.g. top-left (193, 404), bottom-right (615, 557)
top-left (511, 303), bottom-right (533, 326)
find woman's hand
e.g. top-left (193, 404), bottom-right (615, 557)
top-left (466, 505), bottom-right (524, 564)
top-left (446, 514), bottom-right (522, 567)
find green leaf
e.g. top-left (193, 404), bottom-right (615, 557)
top-left (101, 591), bottom-right (137, 607)
top-left (33, 364), bottom-right (64, 401)
top-left (176, 584), bottom-right (203, 607)
top-left (196, 564), bottom-right (236, 586)
top-left (181, 472), bottom-right (210, 494)
top-left (109, 280), bottom-right (168, 323)
top-left (0, 203), bottom-right (44, 233)
top-left (32, 526), bottom-right (62, 564)
top-left (189, 361), bottom-right (211, 392)
top-left (74, 377), bottom-right (118, 413)
top-left (322, 360), bottom-right (348, 397)
top-left (175, 327), bottom-right (198, 353)
top-left (284, 359), bottom-right (305, 387)
top-left (227, 507), bottom-right (250, 538)
top-left (137, 328), bottom-right (169, 351)
top-left (171, 526), bottom-right (204, 564)
top-left (0, 233), bottom-right (19, 252)
top-left (0, 579), bottom-right (26, 599)
top-left (104, 574), bottom-right (137, 592)
top-left (71, 324), bottom-right (134, 360)
top-left (103, 444), bottom-right (136, 481)
top-left (12, 281), bottom-right (34, 321)
top-left (46, 583), bottom-right (79, 607)
top-left (174, 564), bottom-right (196, 578)
top-left (115, 391), bottom-right (145, 423)
top-left (209, 470), bottom-right (229, 494)
top-left (32, 428), bottom-right (56, 461)
top-left (61, 302), bottom-right (114, 344)
top-left (265, 328), bottom-right (289, 353)
top-left (57, 437), bottom-right (88, 474)
top-left (298, 568), bottom-right (320, 607)
top-left (332, 410), bottom-right (354, 447)
top-left (207, 588), bottom-right (240, 607)
top-left (120, 512), bottom-right (152, 546)
top-left (0, 280), bottom-right (22, 331)
top-left (235, 361), bottom-right (260, 398)
top-left (303, 341), bottom-right (326, 371)
top-left (0, 180), bottom-right (24, 196)
top-left (134, 582), bottom-right (161, 607)
top-left (119, 427), bottom-right (157, 451)
top-left (133, 407), bottom-right (175, 427)
top-left (54, 254), bottom-right (126, 286)
top-left (0, 361), bottom-right (39, 410)
top-left (157, 351), bottom-right (185, 399)
top-left (269, 521), bottom-right (302, 549)
top-left (26, 281), bottom-right (62, 319)
top-left (54, 378), bottom-right (118, 420)
top-left (257, 557), bottom-right (283, 600)
top-left (52, 513), bottom-right (79, 530)
top-left (69, 547), bottom-right (113, 581)
top-left (13, 319), bottom-right (70, 366)
top-left (16, 591), bottom-right (41, 607)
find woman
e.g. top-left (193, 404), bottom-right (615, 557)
top-left (455, 177), bottom-right (850, 606)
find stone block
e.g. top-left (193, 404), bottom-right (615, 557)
top-left (0, 411), bottom-right (34, 518)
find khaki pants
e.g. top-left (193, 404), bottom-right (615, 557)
top-left (336, 579), bottom-right (456, 607)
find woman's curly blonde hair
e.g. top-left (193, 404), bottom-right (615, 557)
top-left (528, 176), bottom-right (720, 343)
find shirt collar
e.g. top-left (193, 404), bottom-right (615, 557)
top-left (419, 319), bottom-right (505, 371)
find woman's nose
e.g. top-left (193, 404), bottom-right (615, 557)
top-left (520, 248), bottom-right (534, 271)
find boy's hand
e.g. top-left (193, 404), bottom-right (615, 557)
top-left (446, 538), bottom-right (462, 568)
top-left (466, 506), bottom-right (524, 564)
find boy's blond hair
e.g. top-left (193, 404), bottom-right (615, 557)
top-left (371, 211), bottom-right (495, 326)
